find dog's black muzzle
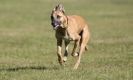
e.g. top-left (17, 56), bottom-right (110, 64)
top-left (51, 20), bottom-right (61, 30)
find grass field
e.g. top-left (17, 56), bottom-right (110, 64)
top-left (0, 0), bottom-right (133, 80)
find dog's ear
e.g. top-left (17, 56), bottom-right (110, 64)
top-left (58, 4), bottom-right (65, 13)
top-left (53, 4), bottom-right (65, 13)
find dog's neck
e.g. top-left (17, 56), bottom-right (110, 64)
top-left (63, 15), bottom-right (68, 29)
top-left (63, 16), bottom-right (74, 41)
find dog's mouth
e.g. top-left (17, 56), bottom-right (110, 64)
top-left (54, 25), bottom-right (60, 30)
top-left (51, 21), bottom-right (62, 30)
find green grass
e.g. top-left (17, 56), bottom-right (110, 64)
top-left (0, 0), bottom-right (133, 80)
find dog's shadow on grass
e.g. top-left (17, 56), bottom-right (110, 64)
top-left (0, 66), bottom-right (59, 72)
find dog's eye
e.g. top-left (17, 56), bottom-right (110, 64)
top-left (57, 15), bottom-right (61, 19)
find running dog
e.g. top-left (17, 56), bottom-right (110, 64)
top-left (50, 4), bottom-right (90, 69)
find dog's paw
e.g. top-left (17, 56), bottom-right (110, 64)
top-left (72, 52), bottom-right (79, 57)
top-left (63, 57), bottom-right (67, 62)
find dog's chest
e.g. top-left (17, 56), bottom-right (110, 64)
top-left (56, 28), bottom-right (72, 41)
top-left (63, 30), bottom-right (73, 41)
top-left (63, 31), bottom-right (72, 41)
top-left (56, 28), bottom-right (74, 41)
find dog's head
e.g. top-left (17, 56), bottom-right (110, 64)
top-left (51, 4), bottom-right (68, 30)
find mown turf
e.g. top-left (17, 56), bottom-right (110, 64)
top-left (0, 0), bottom-right (133, 80)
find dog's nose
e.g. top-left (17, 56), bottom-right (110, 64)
top-left (51, 22), bottom-right (55, 27)
top-left (51, 22), bottom-right (58, 27)
top-left (51, 21), bottom-right (61, 27)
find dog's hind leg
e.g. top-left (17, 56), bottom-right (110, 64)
top-left (73, 26), bottom-right (90, 69)
top-left (79, 34), bottom-right (88, 51)
top-left (71, 35), bottom-right (81, 57)
top-left (63, 40), bottom-right (70, 62)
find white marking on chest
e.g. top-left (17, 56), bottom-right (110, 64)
top-left (63, 30), bottom-right (73, 41)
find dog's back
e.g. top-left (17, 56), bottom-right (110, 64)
top-left (67, 15), bottom-right (89, 34)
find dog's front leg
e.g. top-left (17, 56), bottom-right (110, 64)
top-left (57, 38), bottom-right (63, 65)
top-left (63, 40), bottom-right (70, 62)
